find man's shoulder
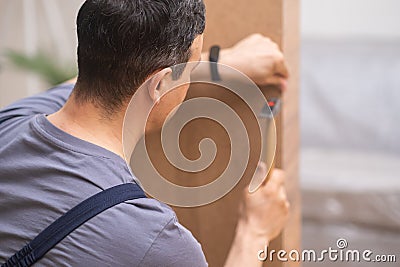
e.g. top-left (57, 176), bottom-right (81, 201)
top-left (108, 198), bottom-right (208, 267)
top-left (129, 198), bottom-right (208, 267)
top-left (0, 83), bottom-right (74, 142)
top-left (47, 197), bottom-right (207, 266)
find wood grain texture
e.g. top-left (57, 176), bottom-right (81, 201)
top-left (177, 0), bottom-right (301, 266)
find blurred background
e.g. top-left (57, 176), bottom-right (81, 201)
top-left (0, 0), bottom-right (399, 266)
top-left (300, 1), bottom-right (399, 266)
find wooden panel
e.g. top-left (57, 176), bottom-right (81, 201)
top-left (131, 0), bottom-right (301, 266)
top-left (172, 0), bottom-right (301, 266)
top-left (281, 0), bottom-right (302, 264)
top-left (202, 0), bottom-right (282, 47)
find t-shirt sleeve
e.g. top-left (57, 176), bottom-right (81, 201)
top-left (0, 83), bottom-right (74, 124)
top-left (138, 215), bottom-right (208, 267)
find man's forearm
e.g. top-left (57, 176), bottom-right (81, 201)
top-left (65, 77), bottom-right (78, 84)
top-left (224, 221), bottom-right (267, 267)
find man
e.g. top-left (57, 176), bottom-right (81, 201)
top-left (0, 0), bottom-right (289, 266)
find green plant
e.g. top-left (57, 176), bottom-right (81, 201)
top-left (4, 50), bottom-right (77, 86)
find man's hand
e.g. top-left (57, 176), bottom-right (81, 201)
top-left (224, 164), bottom-right (289, 267)
top-left (239, 163), bottom-right (290, 241)
top-left (220, 34), bottom-right (289, 90)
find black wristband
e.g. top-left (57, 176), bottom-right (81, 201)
top-left (209, 45), bottom-right (221, 81)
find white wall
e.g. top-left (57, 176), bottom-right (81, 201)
top-left (301, 0), bottom-right (400, 40)
top-left (0, 0), bottom-right (83, 107)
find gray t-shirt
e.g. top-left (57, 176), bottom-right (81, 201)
top-left (0, 84), bottom-right (208, 267)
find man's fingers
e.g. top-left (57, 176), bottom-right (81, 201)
top-left (258, 168), bottom-right (285, 193)
top-left (264, 75), bottom-right (288, 91)
top-left (280, 187), bottom-right (290, 210)
top-left (274, 57), bottom-right (289, 79)
top-left (264, 76), bottom-right (281, 85)
top-left (269, 169), bottom-right (285, 186)
top-left (278, 186), bottom-right (287, 200)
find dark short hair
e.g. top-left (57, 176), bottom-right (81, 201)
top-left (74, 0), bottom-right (206, 116)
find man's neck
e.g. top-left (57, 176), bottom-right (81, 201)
top-left (47, 95), bottom-right (126, 159)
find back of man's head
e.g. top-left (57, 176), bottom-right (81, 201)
top-left (74, 0), bottom-right (206, 116)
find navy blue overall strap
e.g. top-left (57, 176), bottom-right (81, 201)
top-left (2, 183), bottom-right (146, 267)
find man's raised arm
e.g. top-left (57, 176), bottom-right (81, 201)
top-left (0, 82), bottom-right (74, 123)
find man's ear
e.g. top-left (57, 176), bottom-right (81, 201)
top-left (148, 67), bottom-right (172, 103)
